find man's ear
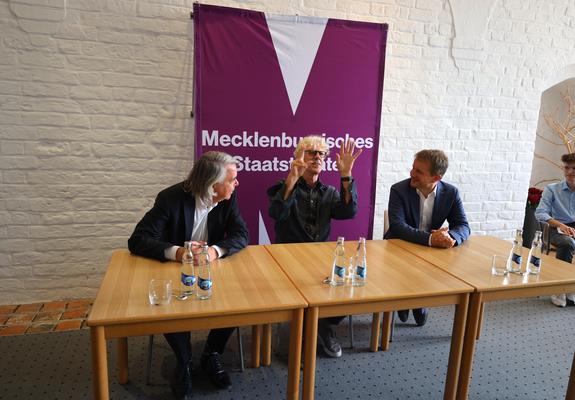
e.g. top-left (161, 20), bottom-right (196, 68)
top-left (207, 185), bottom-right (216, 198)
top-left (432, 175), bottom-right (442, 183)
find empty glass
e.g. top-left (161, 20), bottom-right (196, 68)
top-left (148, 279), bottom-right (172, 305)
top-left (491, 255), bottom-right (508, 276)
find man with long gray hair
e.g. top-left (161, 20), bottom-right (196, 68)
top-left (129, 151), bottom-right (248, 400)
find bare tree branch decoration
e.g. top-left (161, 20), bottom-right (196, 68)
top-left (540, 85), bottom-right (575, 154)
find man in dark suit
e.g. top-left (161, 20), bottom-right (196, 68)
top-left (128, 151), bottom-right (248, 400)
top-left (384, 149), bottom-right (470, 326)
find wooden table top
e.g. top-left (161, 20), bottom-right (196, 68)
top-left (265, 240), bottom-right (473, 307)
top-left (87, 246), bottom-right (307, 326)
top-left (390, 235), bottom-right (575, 293)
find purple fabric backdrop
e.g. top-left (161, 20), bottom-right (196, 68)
top-left (194, 3), bottom-right (387, 244)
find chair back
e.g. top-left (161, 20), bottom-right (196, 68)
top-left (539, 220), bottom-right (552, 255)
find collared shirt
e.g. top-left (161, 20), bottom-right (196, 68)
top-left (535, 180), bottom-right (575, 224)
top-left (415, 186), bottom-right (437, 246)
top-left (416, 186), bottom-right (437, 233)
top-left (164, 195), bottom-right (225, 260)
top-left (268, 177), bottom-right (358, 243)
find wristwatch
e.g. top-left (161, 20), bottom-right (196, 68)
top-left (340, 176), bottom-right (352, 182)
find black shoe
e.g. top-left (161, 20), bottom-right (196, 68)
top-left (413, 308), bottom-right (428, 327)
top-left (201, 352), bottom-right (231, 389)
top-left (170, 361), bottom-right (193, 400)
top-left (317, 319), bottom-right (342, 358)
top-left (397, 310), bottom-right (409, 322)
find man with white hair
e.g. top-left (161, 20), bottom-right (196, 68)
top-left (268, 135), bottom-right (362, 358)
top-left (129, 151), bottom-right (248, 400)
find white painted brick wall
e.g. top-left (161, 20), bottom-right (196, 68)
top-left (1, 0), bottom-right (575, 304)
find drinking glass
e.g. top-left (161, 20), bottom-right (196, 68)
top-left (491, 255), bottom-right (508, 276)
top-left (148, 279), bottom-right (172, 305)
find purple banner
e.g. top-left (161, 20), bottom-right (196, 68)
top-left (194, 3), bottom-right (387, 244)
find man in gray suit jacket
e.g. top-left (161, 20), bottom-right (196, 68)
top-left (384, 149), bottom-right (470, 325)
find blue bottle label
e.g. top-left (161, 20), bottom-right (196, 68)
top-left (334, 265), bottom-right (346, 278)
top-left (356, 266), bottom-right (366, 278)
top-left (199, 277), bottom-right (212, 290)
top-left (530, 256), bottom-right (540, 267)
top-left (512, 253), bottom-right (522, 265)
top-left (181, 273), bottom-right (196, 286)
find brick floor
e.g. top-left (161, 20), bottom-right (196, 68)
top-left (67, 299), bottom-right (93, 309)
top-left (54, 320), bottom-right (82, 332)
top-left (0, 305), bottom-right (17, 314)
top-left (34, 312), bottom-right (62, 323)
top-left (27, 323), bottom-right (57, 333)
top-left (41, 301), bottom-right (67, 312)
top-left (62, 308), bottom-right (87, 320)
top-left (0, 325), bottom-right (28, 336)
top-left (16, 303), bottom-right (43, 313)
top-left (6, 314), bottom-right (35, 325)
top-left (0, 299), bottom-right (93, 337)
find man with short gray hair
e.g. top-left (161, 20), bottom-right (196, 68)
top-left (385, 149), bottom-right (470, 326)
top-left (129, 151), bottom-right (248, 400)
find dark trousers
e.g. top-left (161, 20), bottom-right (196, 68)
top-left (164, 327), bottom-right (235, 368)
top-left (550, 222), bottom-right (575, 263)
top-left (322, 316), bottom-right (346, 325)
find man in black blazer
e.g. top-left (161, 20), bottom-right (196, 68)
top-left (129, 151), bottom-right (248, 400)
top-left (385, 149), bottom-right (470, 326)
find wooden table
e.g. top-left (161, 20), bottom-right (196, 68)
top-left (265, 240), bottom-right (474, 400)
top-left (87, 247), bottom-right (307, 400)
top-left (391, 236), bottom-right (575, 399)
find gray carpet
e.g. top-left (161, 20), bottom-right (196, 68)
top-left (1, 297), bottom-right (574, 400)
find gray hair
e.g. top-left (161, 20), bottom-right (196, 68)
top-left (183, 151), bottom-right (237, 202)
top-left (294, 135), bottom-right (329, 157)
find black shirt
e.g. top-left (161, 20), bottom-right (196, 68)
top-left (267, 177), bottom-right (358, 243)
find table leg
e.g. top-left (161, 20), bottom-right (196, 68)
top-left (287, 309), bottom-right (304, 400)
top-left (302, 307), bottom-right (319, 400)
top-left (380, 311), bottom-right (393, 351)
top-left (475, 303), bottom-right (485, 340)
top-left (369, 312), bottom-right (381, 351)
top-left (566, 351), bottom-right (575, 400)
top-left (456, 292), bottom-right (483, 400)
top-left (251, 325), bottom-right (262, 368)
top-left (91, 326), bottom-right (109, 400)
top-left (262, 324), bottom-right (272, 366)
top-left (443, 293), bottom-right (469, 400)
top-left (117, 337), bottom-right (128, 384)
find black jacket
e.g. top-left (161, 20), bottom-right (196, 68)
top-left (128, 182), bottom-right (249, 261)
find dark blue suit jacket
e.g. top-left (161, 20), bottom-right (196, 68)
top-left (384, 178), bottom-right (470, 246)
top-left (128, 182), bottom-right (249, 261)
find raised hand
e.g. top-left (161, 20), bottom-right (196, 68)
top-left (335, 138), bottom-right (363, 177)
top-left (282, 148), bottom-right (308, 200)
top-left (288, 148), bottom-right (308, 180)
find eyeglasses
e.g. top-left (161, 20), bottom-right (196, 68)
top-left (304, 150), bottom-right (327, 158)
